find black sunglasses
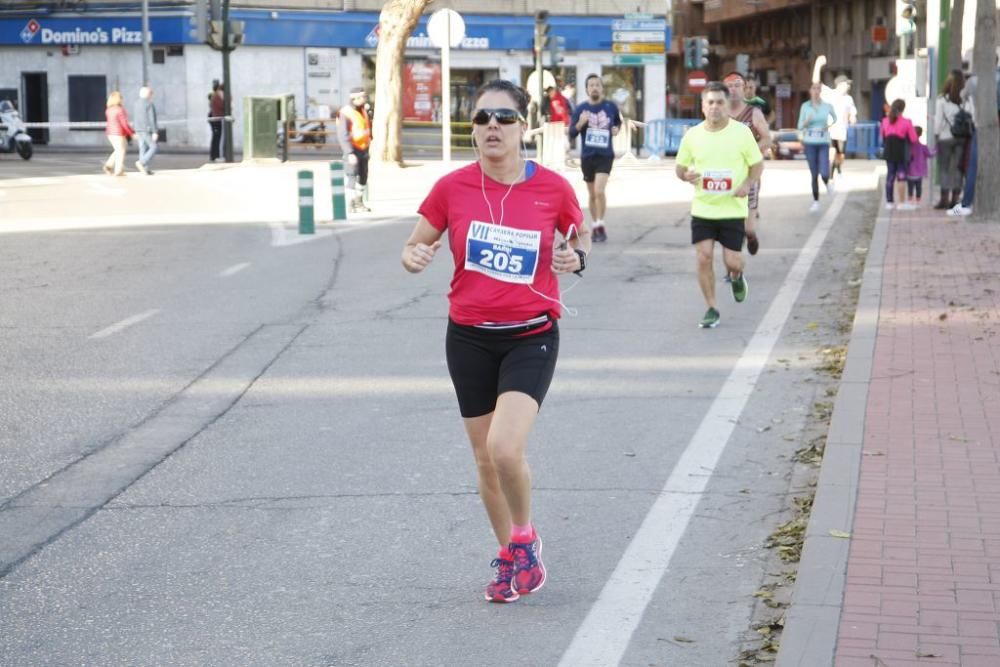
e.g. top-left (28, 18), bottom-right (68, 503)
top-left (472, 108), bottom-right (523, 125)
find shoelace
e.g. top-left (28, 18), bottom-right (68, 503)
top-left (491, 557), bottom-right (514, 583)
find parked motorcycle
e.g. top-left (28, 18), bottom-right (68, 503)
top-left (0, 100), bottom-right (33, 160)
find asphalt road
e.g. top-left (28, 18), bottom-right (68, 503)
top-left (0, 159), bottom-right (877, 666)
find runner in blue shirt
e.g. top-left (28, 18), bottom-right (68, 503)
top-left (797, 82), bottom-right (837, 213)
top-left (569, 74), bottom-right (622, 242)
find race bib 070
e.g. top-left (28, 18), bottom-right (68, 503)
top-left (465, 221), bottom-right (541, 285)
top-left (701, 169), bottom-right (734, 194)
top-left (584, 128), bottom-right (610, 148)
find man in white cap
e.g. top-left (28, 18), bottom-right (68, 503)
top-left (825, 74), bottom-right (857, 178)
top-left (813, 57), bottom-right (858, 179)
top-left (337, 86), bottom-right (372, 212)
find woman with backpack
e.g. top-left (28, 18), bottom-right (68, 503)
top-left (933, 70), bottom-right (973, 210)
top-left (880, 98), bottom-right (918, 211)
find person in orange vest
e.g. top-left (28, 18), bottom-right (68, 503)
top-left (337, 87), bottom-right (373, 212)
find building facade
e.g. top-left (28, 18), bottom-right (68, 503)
top-left (0, 1), bottom-right (674, 149)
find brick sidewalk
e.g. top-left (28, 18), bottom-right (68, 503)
top-left (836, 205), bottom-right (1000, 666)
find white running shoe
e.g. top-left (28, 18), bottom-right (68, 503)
top-left (826, 179), bottom-right (835, 195)
top-left (809, 201), bottom-right (820, 213)
top-left (884, 202), bottom-right (895, 211)
top-left (946, 204), bottom-right (973, 217)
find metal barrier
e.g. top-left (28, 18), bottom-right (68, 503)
top-left (642, 118), bottom-right (701, 158)
top-left (401, 120), bottom-right (475, 153)
top-left (845, 122), bottom-right (882, 159)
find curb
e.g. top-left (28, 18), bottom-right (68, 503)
top-left (776, 174), bottom-right (889, 666)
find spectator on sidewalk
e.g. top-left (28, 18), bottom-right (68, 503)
top-left (903, 126), bottom-right (934, 209)
top-left (102, 91), bottom-right (134, 177)
top-left (879, 98), bottom-right (918, 211)
top-left (134, 86), bottom-right (159, 176)
top-left (947, 58), bottom-right (997, 218)
top-left (546, 86), bottom-right (571, 125)
top-left (933, 70), bottom-right (972, 209)
top-left (209, 83), bottom-right (224, 162)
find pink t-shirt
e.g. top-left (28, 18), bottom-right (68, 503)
top-left (419, 161), bottom-right (584, 326)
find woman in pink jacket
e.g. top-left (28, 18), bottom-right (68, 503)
top-left (879, 98), bottom-right (918, 210)
top-left (103, 90), bottom-right (134, 176)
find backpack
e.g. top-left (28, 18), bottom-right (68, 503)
top-left (948, 105), bottom-right (974, 139)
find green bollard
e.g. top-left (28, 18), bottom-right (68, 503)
top-left (298, 170), bottom-right (314, 234)
top-left (331, 161), bottom-right (347, 221)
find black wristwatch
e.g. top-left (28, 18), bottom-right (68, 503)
top-left (573, 248), bottom-right (587, 275)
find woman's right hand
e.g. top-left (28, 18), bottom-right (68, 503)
top-left (402, 240), bottom-right (442, 273)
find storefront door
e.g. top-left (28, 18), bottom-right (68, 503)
top-left (21, 72), bottom-right (48, 144)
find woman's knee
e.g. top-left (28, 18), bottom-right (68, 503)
top-left (487, 437), bottom-right (524, 474)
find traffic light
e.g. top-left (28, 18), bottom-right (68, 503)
top-left (534, 10), bottom-right (550, 54)
top-left (693, 37), bottom-right (710, 68)
top-left (549, 35), bottom-right (565, 67)
top-left (209, 19), bottom-right (224, 49)
top-left (208, 19), bottom-right (244, 50)
top-left (684, 37), bottom-right (710, 69)
top-left (683, 37), bottom-right (697, 69)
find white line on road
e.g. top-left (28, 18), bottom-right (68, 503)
top-left (218, 262), bottom-right (250, 277)
top-left (88, 309), bottom-right (160, 340)
top-left (557, 191), bottom-right (849, 667)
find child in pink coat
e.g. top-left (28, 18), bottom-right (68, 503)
top-left (904, 126), bottom-right (936, 208)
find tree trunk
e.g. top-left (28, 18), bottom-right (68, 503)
top-left (370, 0), bottom-right (433, 166)
top-left (971, 0), bottom-right (999, 222)
top-left (947, 0), bottom-right (965, 72)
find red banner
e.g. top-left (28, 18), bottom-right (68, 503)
top-left (403, 62), bottom-right (441, 122)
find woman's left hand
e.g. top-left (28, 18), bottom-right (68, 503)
top-left (552, 245), bottom-right (581, 274)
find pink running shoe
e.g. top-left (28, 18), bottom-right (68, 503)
top-left (510, 533), bottom-right (546, 595)
top-left (485, 548), bottom-right (519, 603)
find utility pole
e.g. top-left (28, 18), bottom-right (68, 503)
top-left (221, 0), bottom-right (233, 162)
top-left (140, 0), bottom-right (151, 85)
top-left (533, 11), bottom-right (549, 160)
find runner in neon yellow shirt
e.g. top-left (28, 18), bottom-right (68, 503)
top-left (676, 81), bottom-right (764, 329)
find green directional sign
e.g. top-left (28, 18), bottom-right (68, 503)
top-left (612, 54), bottom-right (663, 66)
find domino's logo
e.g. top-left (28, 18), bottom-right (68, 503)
top-left (21, 19), bottom-right (40, 43)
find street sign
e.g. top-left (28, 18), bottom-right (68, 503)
top-left (775, 83), bottom-right (791, 99)
top-left (687, 69), bottom-right (707, 93)
top-left (613, 54), bottom-right (663, 66)
top-left (612, 30), bottom-right (667, 43)
top-left (612, 20), bottom-right (667, 32)
top-left (871, 24), bottom-right (888, 43)
top-left (612, 42), bottom-right (665, 54)
top-left (612, 13), bottom-right (669, 65)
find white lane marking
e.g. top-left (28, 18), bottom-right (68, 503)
top-left (88, 309), bottom-right (160, 340)
top-left (557, 191), bottom-right (849, 667)
top-left (218, 262), bottom-right (250, 278)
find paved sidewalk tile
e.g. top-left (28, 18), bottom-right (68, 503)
top-left (835, 206), bottom-right (1000, 665)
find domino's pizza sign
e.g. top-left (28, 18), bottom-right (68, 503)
top-left (20, 19), bottom-right (40, 43)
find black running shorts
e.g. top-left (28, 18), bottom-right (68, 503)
top-left (691, 216), bottom-right (745, 252)
top-left (581, 154), bottom-right (614, 182)
top-left (445, 318), bottom-right (559, 418)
